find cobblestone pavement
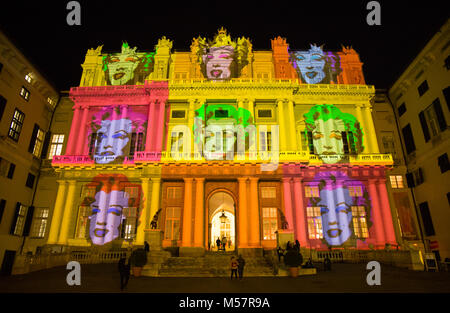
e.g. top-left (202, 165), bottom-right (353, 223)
top-left (1, 262), bottom-right (450, 293)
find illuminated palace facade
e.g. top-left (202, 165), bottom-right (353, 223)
top-left (42, 29), bottom-right (403, 256)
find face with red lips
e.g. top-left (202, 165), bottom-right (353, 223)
top-left (107, 54), bottom-right (140, 85)
top-left (203, 46), bottom-right (235, 80)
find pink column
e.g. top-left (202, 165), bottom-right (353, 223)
top-left (155, 99), bottom-right (166, 152)
top-left (282, 178), bottom-right (294, 231)
top-left (377, 179), bottom-right (398, 245)
top-left (75, 106), bottom-right (89, 155)
top-left (66, 105), bottom-right (81, 155)
top-left (293, 177), bottom-right (308, 247)
top-left (145, 99), bottom-right (156, 152)
top-left (367, 179), bottom-right (386, 247)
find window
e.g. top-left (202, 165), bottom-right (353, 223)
top-left (121, 207), bottom-right (138, 240)
top-left (342, 131), bottom-right (356, 154)
top-left (445, 55), bottom-right (450, 70)
top-left (413, 168), bottom-right (425, 186)
top-left (75, 206), bottom-right (90, 239)
top-left (438, 153), bottom-right (450, 173)
top-left (30, 208), bottom-right (49, 238)
top-left (8, 109), bottom-right (25, 141)
top-left (390, 175), bottom-right (404, 188)
top-left (398, 102), bottom-right (406, 116)
top-left (88, 133), bottom-right (97, 156)
top-left (48, 134), bottom-right (64, 158)
top-left (352, 206), bottom-right (369, 239)
top-left (381, 131), bottom-right (397, 160)
top-left (0, 199), bottom-right (5, 224)
top-left (0, 62), bottom-right (3, 73)
top-left (262, 207), bottom-right (278, 240)
top-left (171, 110), bottom-right (186, 119)
top-left (167, 187), bottom-right (182, 199)
top-left (419, 202), bottom-right (435, 236)
top-left (260, 131), bottom-right (272, 151)
top-left (301, 131), bottom-right (314, 153)
top-left (129, 132), bottom-right (144, 156)
top-left (0, 158), bottom-right (15, 179)
top-left (306, 206), bottom-right (323, 239)
top-left (170, 131), bottom-right (184, 154)
top-left (443, 87), bottom-right (450, 112)
top-left (164, 207), bottom-right (181, 240)
top-left (25, 74), bottom-right (32, 83)
top-left (29, 124), bottom-right (44, 157)
top-left (349, 186), bottom-right (363, 197)
top-left (401, 124), bottom-right (416, 154)
top-left (305, 186), bottom-right (319, 198)
top-left (11, 203), bottom-right (27, 236)
top-left (215, 109), bottom-right (228, 118)
top-left (258, 109), bottom-right (272, 118)
top-left (418, 80), bottom-right (429, 97)
top-left (261, 187), bottom-right (276, 198)
top-left (47, 97), bottom-right (54, 106)
top-left (0, 94), bottom-right (6, 121)
top-left (26, 173), bottom-right (36, 188)
top-left (82, 185), bottom-right (96, 199)
top-left (20, 86), bottom-right (30, 101)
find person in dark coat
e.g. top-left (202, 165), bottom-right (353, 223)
top-left (230, 256), bottom-right (239, 279)
top-left (118, 257), bottom-right (130, 290)
top-left (277, 246), bottom-right (285, 262)
top-left (237, 255), bottom-right (246, 280)
top-left (144, 241), bottom-right (150, 252)
top-left (216, 237), bottom-right (221, 251)
top-left (295, 240), bottom-right (300, 252)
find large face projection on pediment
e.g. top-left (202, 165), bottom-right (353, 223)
top-left (194, 28), bottom-right (251, 81)
top-left (102, 42), bottom-right (155, 85)
top-left (290, 44), bottom-right (342, 84)
top-left (303, 104), bottom-right (364, 164)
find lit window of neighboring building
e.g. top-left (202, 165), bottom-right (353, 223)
top-left (261, 187), bottom-right (276, 198)
top-left (121, 207), bottom-right (138, 240)
top-left (31, 126), bottom-right (44, 157)
top-left (47, 97), bottom-right (54, 106)
top-left (30, 208), bottom-right (49, 238)
top-left (11, 203), bottom-right (27, 236)
top-left (25, 74), bottom-right (32, 83)
top-left (390, 175), bottom-right (404, 188)
top-left (417, 80), bottom-right (429, 97)
top-left (8, 109), bottom-right (25, 142)
top-left (20, 86), bottom-right (30, 101)
top-left (262, 207), bottom-right (278, 240)
top-left (164, 207), bottom-right (181, 240)
top-left (351, 206), bottom-right (368, 239)
top-left (349, 186), bottom-right (363, 197)
top-left (438, 153), bottom-right (450, 173)
top-left (48, 134), bottom-right (64, 158)
top-left (26, 173), bottom-right (36, 188)
top-left (306, 206), bottom-right (323, 239)
top-left (305, 186), bottom-right (319, 198)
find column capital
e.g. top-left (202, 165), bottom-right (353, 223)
top-left (194, 177), bottom-right (205, 182)
top-left (183, 177), bottom-right (194, 182)
top-left (282, 177), bottom-right (293, 183)
top-left (293, 177), bottom-right (303, 183)
top-left (377, 178), bottom-right (387, 184)
top-left (67, 180), bottom-right (77, 185)
top-left (249, 177), bottom-right (259, 182)
top-left (276, 99), bottom-right (285, 105)
top-left (151, 177), bottom-right (161, 183)
top-left (56, 179), bottom-right (67, 184)
top-left (237, 177), bottom-right (248, 182)
top-left (120, 104), bottom-right (129, 109)
top-left (140, 177), bottom-right (151, 183)
top-left (368, 178), bottom-right (378, 184)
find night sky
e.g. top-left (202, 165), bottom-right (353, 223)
top-left (0, 0), bottom-right (448, 92)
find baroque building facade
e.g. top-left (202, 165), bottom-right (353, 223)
top-left (26, 29), bottom-right (411, 262)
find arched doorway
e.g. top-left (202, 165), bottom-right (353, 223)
top-left (208, 191), bottom-right (236, 251)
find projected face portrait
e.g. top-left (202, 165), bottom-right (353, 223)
top-left (102, 42), bottom-right (154, 86)
top-left (304, 104), bottom-right (364, 164)
top-left (291, 44), bottom-right (342, 84)
top-left (202, 46), bottom-right (235, 80)
top-left (94, 119), bottom-right (132, 164)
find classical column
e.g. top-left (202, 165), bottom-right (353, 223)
top-left (149, 178), bottom-right (161, 225)
top-left (57, 180), bottom-right (77, 245)
top-left (238, 177), bottom-right (249, 248)
top-left (47, 180), bottom-right (67, 244)
top-left (155, 100), bottom-right (166, 152)
top-left (136, 178), bottom-right (150, 245)
top-left (188, 99), bottom-right (196, 157)
top-left (145, 99), bottom-right (156, 152)
top-left (193, 178), bottom-right (205, 247)
top-left (367, 179), bottom-right (386, 246)
top-left (66, 106), bottom-right (81, 155)
top-left (248, 177), bottom-right (261, 247)
top-left (282, 178), bottom-right (294, 230)
top-left (277, 99), bottom-right (287, 152)
top-left (293, 178), bottom-right (308, 247)
top-left (247, 99), bottom-right (255, 122)
top-left (377, 179), bottom-right (397, 245)
top-left (363, 104), bottom-right (380, 154)
top-left (75, 106), bottom-right (89, 155)
top-left (181, 178), bottom-right (194, 247)
top-left (287, 100), bottom-right (298, 151)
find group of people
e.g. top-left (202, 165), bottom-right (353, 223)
top-left (277, 240), bottom-right (301, 262)
top-left (230, 255), bottom-right (246, 280)
top-left (216, 236), bottom-right (232, 251)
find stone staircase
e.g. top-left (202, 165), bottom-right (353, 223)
top-left (158, 251), bottom-right (275, 277)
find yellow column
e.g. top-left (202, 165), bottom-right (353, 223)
top-left (47, 180), bottom-right (67, 244)
top-left (249, 177), bottom-right (261, 247)
top-left (193, 178), bottom-right (205, 247)
top-left (181, 178), bottom-right (194, 247)
top-left (136, 178), bottom-right (150, 245)
top-left (57, 180), bottom-right (77, 245)
top-left (363, 103), bottom-right (380, 153)
top-left (188, 99), bottom-right (196, 157)
top-left (287, 100), bottom-right (297, 151)
top-left (277, 99), bottom-right (287, 151)
top-left (238, 177), bottom-right (249, 248)
top-left (247, 99), bottom-right (255, 122)
top-left (149, 177), bottom-right (161, 225)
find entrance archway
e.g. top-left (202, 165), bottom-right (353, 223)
top-left (208, 191), bottom-right (236, 251)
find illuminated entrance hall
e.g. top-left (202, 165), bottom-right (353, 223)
top-left (209, 191), bottom-right (236, 252)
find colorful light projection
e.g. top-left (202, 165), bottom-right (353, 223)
top-left (89, 106), bottom-right (148, 164)
top-left (303, 104), bottom-right (364, 164)
top-left (193, 103), bottom-right (255, 160)
top-left (307, 171), bottom-right (372, 247)
top-left (290, 44), bottom-right (342, 84)
top-left (195, 28), bottom-right (250, 81)
top-left (82, 174), bottom-right (143, 245)
top-left (102, 42), bottom-right (155, 85)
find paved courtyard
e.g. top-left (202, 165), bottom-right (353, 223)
top-left (1, 262), bottom-right (449, 293)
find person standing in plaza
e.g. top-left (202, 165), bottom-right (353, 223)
top-left (216, 237), bottom-right (221, 251)
top-left (237, 254), bottom-right (246, 280)
top-left (222, 236), bottom-right (227, 251)
top-left (230, 256), bottom-right (239, 279)
top-left (118, 257), bottom-right (131, 291)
